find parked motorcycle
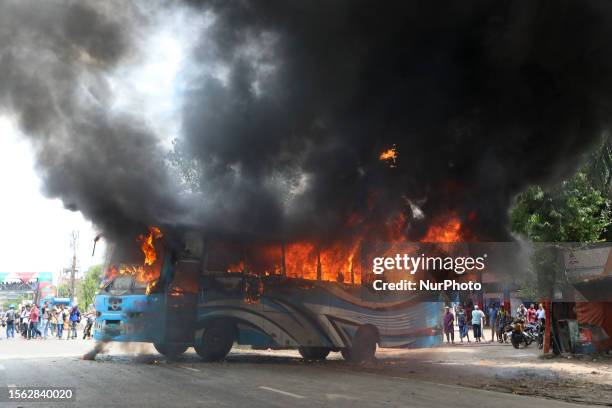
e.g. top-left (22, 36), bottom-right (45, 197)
top-left (510, 319), bottom-right (539, 348)
top-left (499, 322), bottom-right (512, 343)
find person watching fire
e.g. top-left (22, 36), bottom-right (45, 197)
top-left (443, 307), bottom-right (455, 345)
top-left (471, 305), bottom-right (485, 343)
top-left (527, 304), bottom-right (537, 324)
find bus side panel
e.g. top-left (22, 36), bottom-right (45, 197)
top-left (197, 276), bottom-right (443, 350)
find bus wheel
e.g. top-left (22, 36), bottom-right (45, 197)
top-left (195, 322), bottom-right (234, 362)
top-left (154, 343), bottom-right (188, 357)
top-left (298, 347), bottom-right (330, 361)
top-left (342, 326), bottom-right (377, 363)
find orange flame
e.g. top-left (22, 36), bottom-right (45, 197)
top-left (104, 226), bottom-right (164, 293)
top-left (227, 261), bottom-right (245, 273)
top-left (145, 280), bottom-right (158, 295)
top-left (379, 145), bottom-right (398, 167)
top-left (138, 226), bottom-right (163, 266)
top-left (238, 211), bottom-right (467, 284)
top-left (421, 213), bottom-right (463, 243)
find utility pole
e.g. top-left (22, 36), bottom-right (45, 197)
top-left (69, 231), bottom-right (79, 305)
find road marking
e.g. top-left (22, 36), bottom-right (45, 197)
top-left (258, 386), bottom-right (305, 399)
top-left (7, 385), bottom-right (16, 388)
top-left (179, 365), bottom-right (201, 372)
top-left (326, 393), bottom-right (357, 400)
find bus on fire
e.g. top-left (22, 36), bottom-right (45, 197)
top-left (94, 227), bottom-right (444, 362)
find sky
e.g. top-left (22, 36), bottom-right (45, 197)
top-left (0, 117), bottom-right (106, 280)
top-left (0, 7), bottom-right (200, 285)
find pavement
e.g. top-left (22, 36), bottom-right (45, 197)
top-left (0, 336), bottom-right (609, 407)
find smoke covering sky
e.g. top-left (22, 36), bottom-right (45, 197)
top-left (0, 1), bottom-right (197, 275)
top-left (2, 0), bottom-right (612, 266)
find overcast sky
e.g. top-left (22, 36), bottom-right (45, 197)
top-left (0, 117), bottom-right (105, 279)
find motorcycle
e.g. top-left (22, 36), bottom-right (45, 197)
top-left (532, 321), bottom-right (544, 349)
top-left (510, 318), bottom-right (543, 349)
top-left (510, 319), bottom-right (535, 348)
top-left (498, 321), bottom-right (511, 343)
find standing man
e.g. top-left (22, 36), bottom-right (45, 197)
top-left (536, 303), bottom-right (546, 324)
top-left (82, 308), bottom-right (95, 340)
top-left (456, 305), bottom-right (470, 343)
top-left (471, 305), bottom-right (485, 343)
top-left (50, 305), bottom-right (59, 336)
top-left (444, 307), bottom-right (455, 345)
top-left (41, 301), bottom-right (50, 339)
top-left (57, 305), bottom-right (65, 339)
top-left (488, 303), bottom-right (498, 342)
top-left (5, 305), bottom-right (15, 338)
top-left (69, 305), bottom-right (81, 339)
top-left (28, 304), bottom-right (41, 339)
top-left (496, 306), bottom-right (508, 343)
top-left (517, 304), bottom-right (527, 319)
top-left (21, 305), bottom-right (30, 338)
top-left (527, 304), bottom-right (537, 324)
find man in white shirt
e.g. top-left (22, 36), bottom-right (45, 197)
top-left (471, 305), bottom-right (485, 343)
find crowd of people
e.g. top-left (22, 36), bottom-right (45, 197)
top-left (443, 302), bottom-right (546, 345)
top-left (1, 301), bottom-right (96, 341)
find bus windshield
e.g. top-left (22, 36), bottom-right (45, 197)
top-left (102, 272), bottom-right (148, 295)
top-left (101, 237), bottom-right (165, 295)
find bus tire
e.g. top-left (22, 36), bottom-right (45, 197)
top-left (195, 322), bottom-right (234, 362)
top-left (154, 342), bottom-right (188, 357)
top-left (342, 326), bottom-right (377, 363)
top-left (298, 347), bottom-right (330, 361)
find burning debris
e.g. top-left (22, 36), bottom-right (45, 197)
top-left (379, 146), bottom-right (398, 168)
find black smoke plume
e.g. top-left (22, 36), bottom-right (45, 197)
top-left (177, 0), bottom-right (612, 241)
top-left (0, 0), bottom-right (182, 239)
top-left (3, 0), bottom-right (612, 242)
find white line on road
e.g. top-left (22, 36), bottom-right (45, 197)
top-left (179, 365), bottom-right (201, 372)
top-left (326, 393), bottom-right (357, 401)
top-left (7, 385), bottom-right (16, 388)
top-left (258, 386), bottom-right (305, 399)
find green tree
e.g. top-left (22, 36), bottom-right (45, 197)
top-left (56, 282), bottom-right (71, 298)
top-left (78, 265), bottom-right (103, 311)
top-left (510, 155), bottom-right (612, 298)
top-left (2, 295), bottom-right (30, 310)
top-left (510, 171), bottom-right (611, 243)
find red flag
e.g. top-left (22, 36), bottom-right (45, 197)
top-left (16, 272), bottom-right (36, 284)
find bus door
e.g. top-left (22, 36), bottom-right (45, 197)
top-left (163, 258), bottom-right (200, 344)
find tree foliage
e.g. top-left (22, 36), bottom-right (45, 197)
top-left (78, 265), bottom-right (102, 311)
top-left (510, 171), bottom-right (611, 243)
top-left (56, 282), bottom-right (71, 298)
top-left (510, 137), bottom-right (612, 298)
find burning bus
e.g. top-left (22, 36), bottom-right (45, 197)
top-left (94, 226), bottom-right (445, 362)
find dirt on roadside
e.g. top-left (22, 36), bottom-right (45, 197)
top-left (344, 343), bottom-right (612, 406)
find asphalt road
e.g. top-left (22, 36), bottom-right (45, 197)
top-left (0, 340), bottom-right (592, 408)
